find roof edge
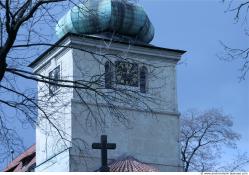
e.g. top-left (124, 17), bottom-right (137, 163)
top-left (28, 33), bottom-right (187, 68)
top-left (3, 144), bottom-right (35, 172)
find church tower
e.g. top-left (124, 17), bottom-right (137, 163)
top-left (29, 0), bottom-right (185, 172)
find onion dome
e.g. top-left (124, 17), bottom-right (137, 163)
top-left (109, 156), bottom-right (159, 172)
top-left (55, 0), bottom-right (154, 43)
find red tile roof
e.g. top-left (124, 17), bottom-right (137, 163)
top-left (109, 156), bottom-right (159, 172)
top-left (3, 144), bottom-right (35, 172)
top-left (4, 145), bottom-right (158, 172)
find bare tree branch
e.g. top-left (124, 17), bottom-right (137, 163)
top-left (180, 109), bottom-right (241, 172)
top-left (221, 0), bottom-right (249, 80)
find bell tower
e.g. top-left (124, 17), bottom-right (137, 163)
top-left (29, 0), bottom-right (186, 172)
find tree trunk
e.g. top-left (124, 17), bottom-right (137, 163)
top-left (184, 162), bottom-right (189, 172)
top-left (0, 51), bottom-right (7, 82)
top-left (0, 30), bottom-right (18, 82)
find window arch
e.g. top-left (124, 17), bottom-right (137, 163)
top-left (140, 66), bottom-right (148, 93)
top-left (105, 61), bottom-right (113, 88)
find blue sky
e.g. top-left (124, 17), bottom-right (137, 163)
top-left (141, 0), bottom-right (249, 167)
top-left (2, 0), bottom-right (249, 171)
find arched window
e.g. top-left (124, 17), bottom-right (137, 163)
top-left (105, 61), bottom-right (113, 88)
top-left (49, 65), bottom-right (60, 96)
top-left (140, 66), bottom-right (148, 93)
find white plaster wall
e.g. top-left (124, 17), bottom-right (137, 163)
top-left (35, 149), bottom-right (70, 172)
top-left (71, 42), bottom-right (179, 113)
top-left (35, 48), bottom-right (74, 171)
top-left (70, 102), bottom-right (181, 171)
top-left (69, 37), bottom-right (183, 171)
top-left (33, 36), bottom-right (183, 172)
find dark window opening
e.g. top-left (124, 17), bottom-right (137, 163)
top-left (21, 152), bottom-right (35, 167)
top-left (105, 61), bottom-right (113, 88)
top-left (140, 66), bottom-right (148, 93)
top-left (49, 65), bottom-right (60, 95)
top-left (115, 61), bottom-right (138, 87)
top-left (6, 165), bottom-right (18, 172)
top-left (27, 163), bottom-right (36, 172)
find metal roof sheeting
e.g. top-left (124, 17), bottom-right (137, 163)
top-left (55, 0), bottom-right (154, 43)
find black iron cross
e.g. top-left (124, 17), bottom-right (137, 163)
top-left (92, 135), bottom-right (116, 172)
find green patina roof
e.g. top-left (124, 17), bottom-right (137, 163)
top-left (55, 0), bottom-right (154, 43)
